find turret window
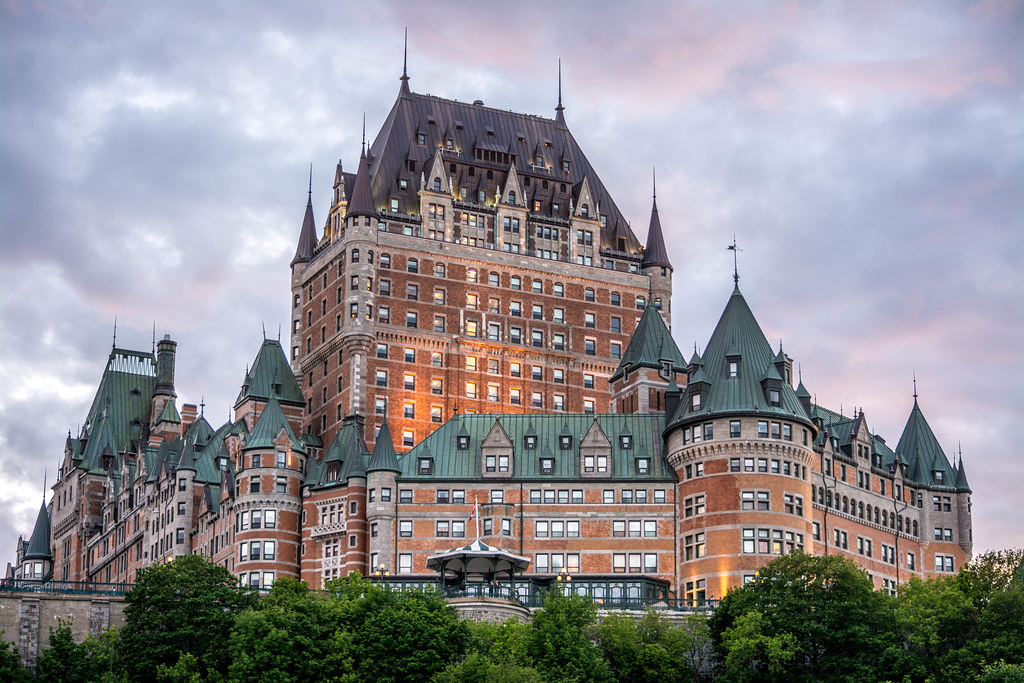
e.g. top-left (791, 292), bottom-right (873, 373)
top-left (768, 389), bottom-right (781, 406)
top-left (691, 393), bottom-right (701, 410)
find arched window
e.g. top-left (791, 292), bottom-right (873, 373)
top-left (433, 178), bottom-right (441, 191)
top-left (508, 191), bottom-right (516, 204)
top-left (581, 203), bottom-right (589, 217)
top-left (351, 249), bottom-right (360, 263)
top-left (368, 250), bottom-right (374, 264)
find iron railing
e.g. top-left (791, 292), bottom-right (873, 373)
top-left (0, 579), bottom-right (131, 596)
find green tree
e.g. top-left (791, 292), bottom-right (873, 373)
top-left (227, 576), bottom-right (355, 682)
top-left (709, 552), bottom-right (899, 683)
top-left (118, 554), bottom-right (257, 681)
top-left (596, 611), bottom-right (693, 683)
top-left (346, 584), bottom-right (469, 683)
top-left (0, 632), bottom-right (32, 683)
top-left (465, 618), bottom-right (533, 668)
top-left (527, 590), bottom-right (612, 683)
top-left (431, 651), bottom-right (544, 683)
top-left (36, 621), bottom-right (95, 683)
top-left (897, 549), bottom-right (1024, 683)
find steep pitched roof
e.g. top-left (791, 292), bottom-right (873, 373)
top-left (896, 398), bottom-right (957, 489)
top-left (156, 398), bottom-right (181, 425)
top-left (235, 339), bottom-right (304, 408)
top-left (956, 457), bottom-right (971, 492)
top-left (611, 303), bottom-right (686, 383)
top-left (399, 413), bottom-right (674, 481)
top-left (367, 418), bottom-right (401, 474)
top-left (243, 396), bottom-right (305, 453)
top-left (78, 348), bottom-right (158, 472)
top-left (668, 285), bottom-right (810, 429)
top-left (641, 195), bottom-right (672, 270)
top-left (335, 84), bottom-right (640, 255)
top-left (23, 502), bottom-right (51, 561)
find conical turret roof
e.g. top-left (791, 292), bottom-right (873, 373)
top-left (641, 195), bottom-right (671, 270)
top-left (345, 147), bottom-right (376, 221)
top-left (896, 398), bottom-right (956, 488)
top-left (956, 456), bottom-right (971, 492)
top-left (24, 502), bottom-right (51, 561)
top-left (290, 190), bottom-right (318, 267)
top-left (244, 396), bottom-right (305, 453)
top-left (236, 339), bottom-right (305, 408)
top-left (367, 418), bottom-right (401, 474)
top-left (611, 303), bottom-right (686, 383)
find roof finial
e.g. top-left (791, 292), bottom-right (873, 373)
top-left (308, 163), bottom-right (313, 197)
top-left (402, 27), bottom-right (408, 79)
top-left (42, 468), bottom-right (47, 503)
top-left (557, 59), bottom-right (563, 111)
top-left (798, 363), bottom-right (803, 383)
top-left (652, 167), bottom-right (657, 201)
top-left (199, 397), bottom-right (205, 416)
top-left (277, 324), bottom-right (281, 342)
top-left (152, 322), bottom-right (156, 354)
top-left (727, 236), bottom-right (741, 285)
top-left (361, 113), bottom-right (366, 155)
top-left (262, 321), bottom-right (266, 339)
top-left (913, 371), bottom-right (918, 400)
top-left (112, 316), bottom-right (117, 348)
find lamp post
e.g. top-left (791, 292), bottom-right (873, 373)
top-left (373, 563), bottom-right (390, 583)
top-left (555, 569), bottom-right (572, 595)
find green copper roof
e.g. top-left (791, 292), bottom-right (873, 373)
top-left (192, 418), bottom-right (246, 485)
top-left (399, 413), bottom-right (674, 481)
top-left (24, 502), bottom-right (51, 560)
top-left (956, 457), bottom-right (971, 492)
top-left (668, 286), bottom-right (810, 430)
top-left (235, 339), bottom-right (305, 408)
top-left (157, 399), bottom-right (181, 425)
top-left (244, 396), bottom-right (305, 453)
top-left (611, 303), bottom-right (686, 383)
top-left (307, 419), bottom-right (368, 489)
top-left (896, 398), bottom-right (957, 489)
top-left (367, 418), bottom-right (401, 474)
top-left (78, 348), bottom-right (158, 473)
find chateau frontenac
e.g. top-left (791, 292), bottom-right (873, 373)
top-left (9, 67), bottom-right (972, 603)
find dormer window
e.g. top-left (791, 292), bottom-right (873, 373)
top-left (728, 357), bottom-right (740, 378)
top-left (620, 436), bottom-right (632, 450)
top-left (417, 133), bottom-right (426, 145)
top-left (934, 471), bottom-right (944, 484)
top-left (418, 458), bottom-right (433, 475)
top-left (508, 191), bottom-right (516, 204)
top-left (326, 462), bottom-right (339, 482)
top-left (692, 393), bottom-right (702, 410)
top-left (540, 458), bottom-right (554, 474)
top-left (580, 204), bottom-right (589, 217)
top-left (768, 389), bottom-right (781, 406)
top-left (457, 435), bottom-right (470, 450)
top-left (660, 361), bottom-right (672, 380)
top-left (636, 458), bottom-right (650, 474)
top-left (525, 435), bottom-right (537, 449)
top-left (445, 138), bottom-right (454, 150)
top-left (433, 178), bottom-right (441, 191)
top-left (560, 435), bottom-right (572, 450)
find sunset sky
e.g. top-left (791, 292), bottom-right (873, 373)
top-left (1, 0), bottom-right (1021, 570)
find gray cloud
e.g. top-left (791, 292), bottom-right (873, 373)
top-left (1, 0), bottom-right (1020, 568)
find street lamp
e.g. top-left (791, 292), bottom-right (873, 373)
top-left (373, 563), bottom-right (390, 581)
top-left (555, 569), bottom-right (572, 594)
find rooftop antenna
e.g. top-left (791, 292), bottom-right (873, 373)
top-left (727, 236), bottom-right (741, 285)
top-left (112, 316), bottom-right (117, 348)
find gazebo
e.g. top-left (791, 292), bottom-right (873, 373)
top-left (425, 539), bottom-right (531, 601)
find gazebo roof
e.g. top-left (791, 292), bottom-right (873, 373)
top-left (425, 539), bottom-right (531, 578)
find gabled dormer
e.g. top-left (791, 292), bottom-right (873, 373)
top-left (425, 149), bottom-right (451, 196)
top-left (502, 163), bottom-right (523, 207)
top-left (481, 419), bottom-right (513, 478)
top-left (580, 419), bottom-right (612, 478)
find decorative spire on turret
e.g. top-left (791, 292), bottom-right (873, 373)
top-left (555, 59), bottom-right (567, 130)
top-left (290, 168), bottom-right (318, 267)
top-left (399, 27), bottom-right (411, 99)
top-left (641, 169), bottom-right (671, 270)
top-left (727, 235), bottom-right (741, 288)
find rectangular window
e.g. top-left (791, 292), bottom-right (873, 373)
top-left (730, 420), bottom-right (741, 438)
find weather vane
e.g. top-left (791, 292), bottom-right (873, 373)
top-left (727, 236), bottom-right (742, 284)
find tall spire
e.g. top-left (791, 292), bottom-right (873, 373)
top-left (641, 168), bottom-right (671, 270)
top-left (290, 169), bottom-right (318, 267)
top-left (399, 27), bottom-right (411, 98)
top-left (555, 59), bottom-right (567, 129)
top-left (346, 120), bottom-right (376, 221)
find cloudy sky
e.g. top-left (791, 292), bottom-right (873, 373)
top-left (1, 0), bottom-right (1021, 571)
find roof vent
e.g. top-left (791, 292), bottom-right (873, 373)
top-left (473, 100), bottom-right (484, 106)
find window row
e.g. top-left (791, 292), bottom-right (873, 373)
top-left (742, 528), bottom-right (805, 555)
top-left (612, 553), bottom-right (659, 574)
top-left (236, 509), bottom-right (278, 531)
top-left (730, 457), bottom-right (808, 480)
top-left (611, 520), bottom-right (658, 538)
top-left (815, 487), bottom-right (919, 537)
top-left (535, 520), bottom-right (581, 538)
top-left (238, 540), bottom-right (276, 562)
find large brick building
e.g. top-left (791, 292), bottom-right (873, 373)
top-left (8, 70), bottom-right (972, 603)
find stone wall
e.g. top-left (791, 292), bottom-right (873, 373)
top-left (0, 593), bottom-right (126, 670)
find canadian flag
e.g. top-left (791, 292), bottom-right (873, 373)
top-left (468, 497), bottom-right (479, 522)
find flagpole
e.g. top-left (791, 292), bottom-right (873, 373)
top-left (474, 495), bottom-right (481, 540)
